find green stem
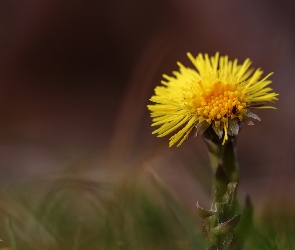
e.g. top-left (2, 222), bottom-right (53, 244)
top-left (203, 134), bottom-right (239, 201)
top-left (202, 127), bottom-right (240, 249)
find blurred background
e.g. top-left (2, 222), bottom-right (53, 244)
top-left (0, 0), bottom-right (294, 248)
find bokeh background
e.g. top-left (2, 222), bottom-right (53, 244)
top-left (0, 0), bottom-right (295, 248)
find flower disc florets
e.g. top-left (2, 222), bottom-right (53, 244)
top-left (148, 52), bottom-right (278, 146)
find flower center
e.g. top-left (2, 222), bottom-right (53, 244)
top-left (194, 81), bottom-right (247, 126)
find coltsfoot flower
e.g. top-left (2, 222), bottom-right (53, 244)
top-left (148, 52), bottom-right (278, 146)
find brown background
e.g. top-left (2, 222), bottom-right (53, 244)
top-left (0, 0), bottom-right (294, 212)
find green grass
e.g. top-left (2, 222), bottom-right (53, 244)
top-left (0, 170), bottom-right (294, 250)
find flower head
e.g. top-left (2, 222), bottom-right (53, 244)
top-left (148, 52), bottom-right (278, 146)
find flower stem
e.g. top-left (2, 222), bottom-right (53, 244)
top-left (204, 137), bottom-right (239, 200)
top-left (201, 127), bottom-right (240, 249)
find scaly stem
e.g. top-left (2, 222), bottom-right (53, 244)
top-left (202, 127), bottom-right (240, 249)
top-left (204, 137), bottom-right (239, 200)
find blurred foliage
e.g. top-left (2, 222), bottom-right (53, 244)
top-left (0, 170), bottom-right (205, 250)
top-left (0, 170), bottom-right (294, 250)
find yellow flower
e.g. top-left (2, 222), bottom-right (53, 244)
top-left (148, 52), bottom-right (278, 147)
